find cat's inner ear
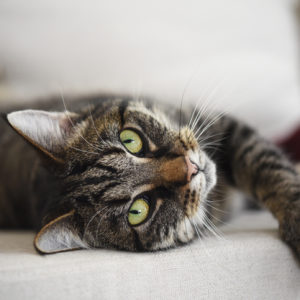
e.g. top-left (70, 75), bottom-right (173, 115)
top-left (6, 109), bottom-right (78, 162)
top-left (34, 210), bottom-right (86, 254)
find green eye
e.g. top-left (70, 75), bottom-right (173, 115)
top-left (128, 199), bottom-right (149, 226)
top-left (120, 129), bottom-right (143, 154)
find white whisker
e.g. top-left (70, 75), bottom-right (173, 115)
top-left (59, 90), bottom-right (102, 152)
top-left (83, 206), bottom-right (109, 243)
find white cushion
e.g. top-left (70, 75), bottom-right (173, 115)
top-left (1, 211), bottom-right (299, 299)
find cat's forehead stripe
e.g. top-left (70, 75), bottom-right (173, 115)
top-left (118, 99), bottom-right (130, 127)
top-left (124, 111), bottom-right (170, 148)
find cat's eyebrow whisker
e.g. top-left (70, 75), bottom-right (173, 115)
top-left (88, 104), bottom-right (101, 140)
top-left (88, 104), bottom-right (108, 146)
top-left (59, 91), bottom-right (102, 152)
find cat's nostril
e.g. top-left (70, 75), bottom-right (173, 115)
top-left (185, 156), bottom-right (199, 182)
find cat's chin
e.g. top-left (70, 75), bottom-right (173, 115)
top-left (203, 156), bottom-right (217, 196)
top-left (185, 151), bottom-right (217, 214)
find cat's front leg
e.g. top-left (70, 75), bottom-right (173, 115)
top-left (278, 197), bottom-right (300, 258)
top-left (210, 116), bottom-right (300, 258)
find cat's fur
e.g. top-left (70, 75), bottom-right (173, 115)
top-left (0, 95), bottom-right (300, 256)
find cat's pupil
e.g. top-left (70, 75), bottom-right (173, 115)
top-left (130, 210), bottom-right (141, 215)
top-left (124, 139), bottom-right (134, 143)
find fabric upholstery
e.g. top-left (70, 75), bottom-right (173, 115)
top-left (1, 211), bottom-right (299, 300)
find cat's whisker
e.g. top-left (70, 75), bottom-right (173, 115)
top-left (191, 83), bottom-right (238, 143)
top-left (193, 207), bottom-right (223, 240)
top-left (202, 204), bottom-right (229, 226)
top-left (193, 106), bottom-right (224, 138)
top-left (187, 99), bottom-right (213, 144)
top-left (190, 76), bottom-right (227, 133)
top-left (94, 207), bottom-right (111, 248)
top-left (68, 145), bottom-right (100, 156)
top-left (194, 88), bottom-right (242, 142)
top-left (180, 68), bottom-right (204, 134)
top-left (197, 131), bottom-right (224, 142)
top-left (59, 91), bottom-right (102, 152)
top-left (189, 217), bottom-right (203, 240)
top-left (88, 104), bottom-right (104, 143)
top-left (203, 201), bottom-right (229, 215)
top-left (188, 102), bottom-right (222, 147)
top-left (194, 110), bottom-right (228, 140)
top-left (87, 105), bottom-right (111, 155)
top-left (200, 142), bottom-right (222, 152)
top-left (197, 136), bottom-right (224, 153)
top-left (190, 96), bottom-right (215, 133)
top-left (204, 201), bottom-right (229, 216)
top-left (83, 206), bottom-right (109, 242)
top-left (188, 75), bottom-right (227, 131)
top-left (202, 214), bottom-right (226, 241)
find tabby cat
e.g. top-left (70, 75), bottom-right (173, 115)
top-left (0, 95), bottom-right (300, 256)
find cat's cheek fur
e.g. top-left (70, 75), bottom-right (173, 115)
top-left (34, 210), bottom-right (87, 254)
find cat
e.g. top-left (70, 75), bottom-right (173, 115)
top-left (0, 94), bottom-right (299, 256)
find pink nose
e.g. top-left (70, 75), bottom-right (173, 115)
top-left (185, 156), bottom-right (199, 182)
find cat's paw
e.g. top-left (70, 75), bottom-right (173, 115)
top-left (279, 213), bottom-right (300, 258)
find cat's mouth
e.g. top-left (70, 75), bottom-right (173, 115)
top-left (183, 151), bottom-right (217, 218)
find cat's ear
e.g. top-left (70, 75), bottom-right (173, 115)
top-left (34, 210), bottom-right (86, 254)
top-left (6, 109), bottom-right (78, 163)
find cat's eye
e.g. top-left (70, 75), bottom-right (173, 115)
top-left (128, 198), bottom-right (149, 226)
top-left (120, 129), bottom-right (143, 154)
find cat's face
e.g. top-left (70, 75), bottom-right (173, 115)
top-left (7, 99), bottom-right (217, 253)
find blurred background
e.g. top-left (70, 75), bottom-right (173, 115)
top-left (0, 0), bottom-right (299, 142)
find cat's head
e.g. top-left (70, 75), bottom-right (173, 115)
top-left (7, 98), bottom-right (216, 253)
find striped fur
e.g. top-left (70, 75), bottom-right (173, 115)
top-left (0, 95), bottom-right (299, 256)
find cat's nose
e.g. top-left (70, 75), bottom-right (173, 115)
top-left (158, 156), bottom-right (199, 185)
top-left (185, 156), bottom-right (199, 182)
